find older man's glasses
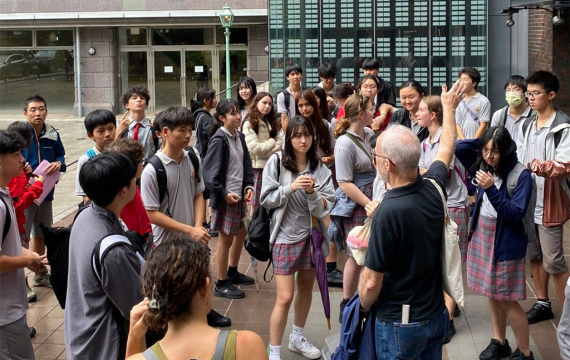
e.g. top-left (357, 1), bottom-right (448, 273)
top-left (370, 152), bottom-right (396, 167)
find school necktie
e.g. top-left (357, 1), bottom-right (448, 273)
top-left (133, 122), bottom-right (141, 141)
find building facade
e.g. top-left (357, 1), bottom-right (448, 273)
top-left (0, 0), bottom-right (567, 115)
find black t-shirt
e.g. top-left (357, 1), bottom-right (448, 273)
top-left (365, 160), bottom-right (448, 323)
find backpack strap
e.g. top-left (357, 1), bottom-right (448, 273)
top-left (91, 233), bottom-right (145, 282)
top-left (141, 347), bottom-right (161, 360)
top-left (85, 148), bottom-right (97, 159)
top-left (214, 330), bottom-right (230, 360)
top-left (346, 133), bottom-right (373, 163)
top-left (1, 196), bottom-right (12, 244)
top-left (147, 156), bottom-right (169, 206)
top-left (507, 163), bottom-right (527, 196)
top-left (461, 100), bottom-right (479, 123)
top-left (499, 106), bottom-right (508, 128)
top-left (186, 147), bottom-right (201, 184)
top-left (283, 89), bottom-right (291, 116)
top-left (262, 153), bottom-right (282, 283)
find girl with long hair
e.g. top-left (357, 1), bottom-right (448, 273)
top-left (203, 99), bottom-right (255, 299)
top-left (125, 238), bottom-right (268, 359)
top-left (242, 92), bottom-right (282, 214)
top-left (330, 93), bottom-right (377, 322)
top-left (237, 77), bottom-right (258, 120)
top-left (260, 116), bottom-right (335, 360)
top-left (417, 95), bottom-right (470, 344)
top-left (456, 127), bottom-right (535, 360)
top-left (190, 88), bottom-right (217, 158)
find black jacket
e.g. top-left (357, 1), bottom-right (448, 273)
top-left (203, 128), bottom-right (254, 209)
top-left (376, 77), bottom-right (397, 108)
top-left (389, 108), bottom-right (429, 143)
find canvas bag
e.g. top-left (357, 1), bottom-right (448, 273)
top-left (427, 178), bottom-right (464, 307)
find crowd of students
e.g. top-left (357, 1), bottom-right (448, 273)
top-left (1, 59), bottom-right (570, 360)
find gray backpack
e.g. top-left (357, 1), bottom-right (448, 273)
top-left (506, 163), bottom-right (538, 245)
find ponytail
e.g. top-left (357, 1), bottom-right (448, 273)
top-left (190, 88), bottom-right (216, 113)
top-left (334, 116), bottom-right (350, 138)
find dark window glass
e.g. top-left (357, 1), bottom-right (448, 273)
top-left (216, 27), bottom-right (248, 44)
top-left (37, 30), bottom-right (74, 47)
top-left (152, 28), bottom-right (214, 45)
top-left (119, 28), bottom-right (148, 46)
top-left (0, 30), bottom-right (33, 47)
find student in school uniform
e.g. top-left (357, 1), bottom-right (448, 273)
top-left (203, 99), bottom-right (256, 300)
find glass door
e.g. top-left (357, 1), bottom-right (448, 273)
top-left (185, 50), bottom-right (214, 105)
top-left (219, 48), bottom-right (248, 100)
top-left (153, 50), bottom-right (182, 112)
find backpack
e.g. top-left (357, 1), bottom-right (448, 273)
top-left (332, 293), bottom-right (378, 360)
top-left (194, 109), bottom-right (212, 158)
top-left (1, 196), bottom-right (12, 243)
top-left (498, 106), bottom-right (537, 128)
top-left (146, 147), bottom-right (201, 216)
top-left (85, 148), bottom-right (97, 159)
top-left (245, 153), bottom-right (281, 281)
top-left (91, 233), bottom-right (146, 282)
top-left (41, 202), bottom-right (151, 309)
top-left (521, 112), bottom-right (563, 147)
top-left (506, 163), bottom-right (538, 246)
top-left (274, 89), bottom-right (292, 120)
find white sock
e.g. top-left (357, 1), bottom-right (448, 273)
top-left (269, 344), bottom-right (281, 360)
top-left (291, 324), bottom-right (304, 340)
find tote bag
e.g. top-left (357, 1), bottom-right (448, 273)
top-left (427, 178), bottom-right (464, 307)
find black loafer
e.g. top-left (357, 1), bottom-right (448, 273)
top-left (207, 309), bottom-right (231, 327)
top-left (327, 268), bottom-right (343, 287)
top-left (29, 327), bottom-right (36, 338)
top-left (443, 321), bottom-right (456, 344)
top-left (526, 302), bottom-right (554, 324)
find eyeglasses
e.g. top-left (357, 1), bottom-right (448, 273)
top-left (370, 152), bottom-right (396, 167)
top-left (482, 148), bottom-right (500, 157)
top-left (525, 91), bottom-right (548, 98)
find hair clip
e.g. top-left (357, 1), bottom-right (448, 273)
top-left (148, 284), bottom-right (168, 310)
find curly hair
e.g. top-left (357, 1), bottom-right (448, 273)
top-left (103, 138), bottom-right (145, 165)
top-left (142, 238), bottom-right (211, 331)
top-left (121, 85), bottom-right (150, 107)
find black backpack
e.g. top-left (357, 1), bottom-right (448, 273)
top-left (41, 202), bottom-right (151, 309)
top-left (1, 196), bottom-right (12, 243)
top-left (498, 106), bottom-right (536, 128)
top-left (245, 154), bottom-right (281, 281)
top-left (146, 147), bottom-right (201, 216)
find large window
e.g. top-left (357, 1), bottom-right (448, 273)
top-left (268, 0), bottom-right (488, 99)
top-left (0, 29), bottom-right (75, 114)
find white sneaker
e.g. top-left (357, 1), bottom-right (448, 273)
top-left (288, 334), bottom-right (321, 359)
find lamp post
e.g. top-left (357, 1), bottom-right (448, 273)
top-left (219, 4), bottom-right (234, 99)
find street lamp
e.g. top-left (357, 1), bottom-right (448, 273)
top-left (219, 4), bottom-right (234, 99)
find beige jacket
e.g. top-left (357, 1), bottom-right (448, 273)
top-left (243, 120), bottom-right (282, 169)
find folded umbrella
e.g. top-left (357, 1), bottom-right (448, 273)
top-left (310, 216), bottom-right (331, 330)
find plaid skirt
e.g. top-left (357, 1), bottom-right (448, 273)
top-left (449, 207), bottom-right (469, 262)
top-left (342, 182), bottom-right (374, 257)
top-left (467, 215), bottom-right (526, 301)
top-left (250, 169), bottom-right (263, 206)
top-left (210, 200), bottom-right (246, 236)
top-left (272, 238), bottom-right (314, 275)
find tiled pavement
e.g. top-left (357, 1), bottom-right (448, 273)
top-left (28, 212), bottom-right (569, 360)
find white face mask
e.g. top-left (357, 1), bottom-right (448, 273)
top-left (505, 92), bottom-right (524, 107)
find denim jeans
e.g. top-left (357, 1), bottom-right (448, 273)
top-left (375, 309), bottom-right (449, 360)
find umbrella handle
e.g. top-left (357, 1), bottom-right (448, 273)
top-left (312, 215), bottom-right (317, 228)
top-left (327, 318), bottom-right (331, 331)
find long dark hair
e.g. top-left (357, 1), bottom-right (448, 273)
top-left (244, 92), bottom-right (279, 138)
top-left (474, 126), bottom-right (514, 180)
top-left (283, 116), bottom-right (320, 175)
top-left (311, 86), bottom-right (333, 122)
top-left (211, 99), bottom-right (240, 136)
top-left (237, 77), bottom-right (257, 110)
top-left (295, 90), bottom-right (332, 156)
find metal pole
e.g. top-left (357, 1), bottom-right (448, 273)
top-left (225, 27), bottom-right (231, 99)
top-left (76, 27), bottom-right (83, 117)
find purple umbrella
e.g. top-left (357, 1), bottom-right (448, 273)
top-left (310, 217), bottom-right (331, 330)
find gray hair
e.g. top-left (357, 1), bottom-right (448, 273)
top-left (380, 124), bottom-right (421, 174)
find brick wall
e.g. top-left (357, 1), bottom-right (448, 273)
top-left (528, 9), bottom-right (570, 114)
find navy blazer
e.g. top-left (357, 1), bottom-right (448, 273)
top-left (455, 139), bottom-right (533, 261)
top-left (203, 128), bottom-right (254, 209)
